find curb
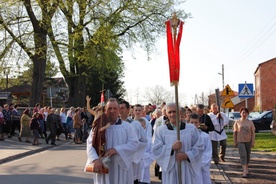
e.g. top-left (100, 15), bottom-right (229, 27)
top-left (0, 141), bottom-right (72, 165)
top-left (0, 145), bottom-right (56, 165)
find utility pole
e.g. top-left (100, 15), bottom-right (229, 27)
top-left (218, 64), bottom-right (225, 112)
top-left (218, 64), bottom-right (225, 90)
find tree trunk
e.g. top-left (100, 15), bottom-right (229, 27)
top-left (29, 54), bottom-right (46, 107)
top-left (65, 71), bottom-right (86, 107)
top-left (28, 29), bottom-right (47, 107)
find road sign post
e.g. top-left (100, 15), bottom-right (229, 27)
top-left (221, 84), bottom-right (235, 109)
top-left (238, 82), bottom-right (254, 108)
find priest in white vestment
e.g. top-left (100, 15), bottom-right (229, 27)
top-left (86, 98), bottom-right (139, 184)
top-left (153, 102), bottom-right (204, 184)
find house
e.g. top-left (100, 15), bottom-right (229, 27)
top-left (0, 77), bottom-right (68, 106)
top-left (0, 92), bottom-right (12, 107)
top-left (254, 58), bottom-right (276, 111)
top-left (208, 89), bottom-right (238, 109)
top-left (44, 77), bottom-right (69, 102)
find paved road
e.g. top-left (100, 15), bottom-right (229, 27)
top-left (0, 142), bottom-right (92, 184)
top-left (0, 134), bottom-right (230, 184)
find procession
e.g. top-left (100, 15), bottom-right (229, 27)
top-left (1, 1), bottom-right (276, 184)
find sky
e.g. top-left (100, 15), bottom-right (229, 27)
top-left (122, 0), bottom-right (276, 106)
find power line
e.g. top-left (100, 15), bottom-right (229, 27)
top-left (229, 13), bottom-right (276, 67)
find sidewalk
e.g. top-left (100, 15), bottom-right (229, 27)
top-left (0, 135), bottom-right (231, 184)
top-left (0, 135), bottom-right (69, 165)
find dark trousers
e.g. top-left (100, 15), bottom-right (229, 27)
top-left (46, 129), bottom-right (57, 144)
top-left (11, 120), bottom-right (21, 135)
top-left (4, 120), bottom-right (12, 135)
top-left (212, 139), bottom-right (227, 163)
top-left (154, 162), bottom-right (162, 180)
top-left (42, 121), bottom-right (47, 138)
top-left (62, 123), bottom-right (68, 139)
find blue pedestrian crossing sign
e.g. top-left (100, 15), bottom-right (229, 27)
top-left (238, 83), bottom-right (254, 98)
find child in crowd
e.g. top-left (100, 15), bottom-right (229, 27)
top-left (189, 113), bottom-right (212, 184)
top-left (137, 118), bottom-right (154, 184)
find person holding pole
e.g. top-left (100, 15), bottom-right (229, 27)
top-left (152, 102), bottom-right (203, 184)
top-left (208, 103), bottom-right (229, 164)
top-left (196, 104), bottom-right (214, 134)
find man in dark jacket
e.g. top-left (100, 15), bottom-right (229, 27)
top-left (196, 104), bottom-right (214, 134)
top-left (45, 108), bottom-right (58, 145)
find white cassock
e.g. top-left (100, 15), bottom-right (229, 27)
top-left (199, 130), bottom-right (212, 184)
top-left (139, 120), bottom-right (154, 183)
top-left (86, 120), bottom-right (139, 184)
top-left (153, 123), bottom-right (203, 184)
top-left (128, 118), bottom-right (148, 181)
top-left (152, 116), bottom-right (167, 143)
top-left (208, 112), bottom-right (229, 141)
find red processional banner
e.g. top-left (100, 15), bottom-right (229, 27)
top-left (166, 20), bottom-right (184, 85)
top-left (100, 91), bottom-right (105, 106)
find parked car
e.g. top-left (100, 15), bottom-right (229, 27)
top-left (228, 111), bottom-right (241, 126)
top-left (249, 111), bottom-right (261, 119)
top-left (271, 120), bottom-right (276, 135)
top-left (249, 110), bottom-right (273, 133)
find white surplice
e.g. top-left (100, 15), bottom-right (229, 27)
top-left (139, 126), bottom-right (154, 183)
top-left (86, 120), bottom-right (139, 184)
top-left (208, 112), bottom-right (229, 141)
top-left (153, 123), bottom-right (203, 184)
top-left (199, 130), bottom-right (212, 184)
top-left (128, 118), bottom-right (148, 181)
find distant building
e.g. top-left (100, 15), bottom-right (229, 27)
top-left (0, 92), bottom-right (12, 107)
top-left (208, 90), bottom-right (255, 112)
top-left (254, 57), bottom-right (276, 111)
top-left (208, 90), bottom-right (238, 108)
top-left (44, 77), bottom-right (68, 102)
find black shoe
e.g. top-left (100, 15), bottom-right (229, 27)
top-left (8, 135), bottom-right (12, 138)
top-left (18, 137), bottom-right (22, 142)
top-left (45, 139), bottom-right (49, 144)
top-left (0, 138), bottom-right (5, 141)
top-left (50, 143), bottom-right (57, 145)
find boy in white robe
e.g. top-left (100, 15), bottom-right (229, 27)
top-left (86, 98), bottom-right (139, 184)
top-left (119, 101), bottom-right (148, 183)
top-left (153, 102), bottom-right (203, 184)
top-left (133, 104), bottom-right (152, 183)
top-left (189, 113), bottom-right (212, 184)
top-left (137, 118), bottom-right (154, 184)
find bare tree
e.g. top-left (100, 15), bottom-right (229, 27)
top-left (143, 85), bottom-right (171, 105)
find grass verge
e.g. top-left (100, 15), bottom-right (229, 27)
top-left (226, 132), bottom-right (276, 152)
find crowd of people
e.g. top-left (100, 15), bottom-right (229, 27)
top-left (85, 96), bottom-right (256, 184)
top-left (0, 103), bottom-right (92, 146)
top-left (0, 97), bottom-right (256, 183)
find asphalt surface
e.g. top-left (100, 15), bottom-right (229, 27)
top-left (0, 133), bottom-right (231, 184)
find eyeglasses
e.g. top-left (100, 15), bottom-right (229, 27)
top-left (167, 110), bottom-right (176, 114)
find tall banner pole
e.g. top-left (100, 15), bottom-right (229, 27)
top-left (166, 12), bottom-right (184, 184)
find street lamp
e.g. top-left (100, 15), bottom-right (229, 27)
top-left (218, 64), bottom-right (224, 90)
